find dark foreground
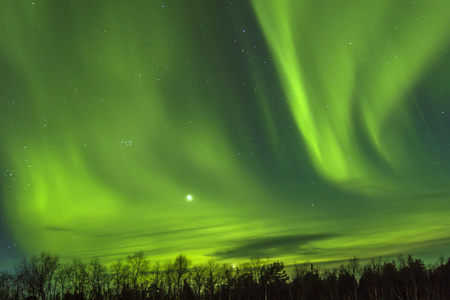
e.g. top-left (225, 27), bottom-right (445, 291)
top-left (0, 252), bottom-right (449, 300)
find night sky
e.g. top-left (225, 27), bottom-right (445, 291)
top-left (1, 1), bottom-right (450, 270)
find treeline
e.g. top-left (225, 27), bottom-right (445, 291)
top-left (0, 251), bottom-right (449, 300)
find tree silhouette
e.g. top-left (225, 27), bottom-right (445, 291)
top-left (338, 263), bottom-right (357, 300)
top-left (14, 252), bottom-right (59, 300)
top-left (127, 251), bottom-right (150, 298)
top-left (261, 261), bottom-right (289, 300)
top-left (110, 259), bottom-right (131, 298)
top-left (173, 254), bottom-right (192, 299)
top-left (190, 265), bottom-right (206, 298)
top-left (162, 261), bottom-right (176, 299)
top-left (205, 259), bottom-right (219, 300)
top-left (0, 270), bottom-right (13, 299)
top-left (87, 258), bottom-right (107, 300)
top-left (2, 251), bottom-right (450, 300)
top-left (219, 263), bottom-right (235, 300)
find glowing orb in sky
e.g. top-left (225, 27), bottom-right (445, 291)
top-left (186, 195), bottom-right (193, 202)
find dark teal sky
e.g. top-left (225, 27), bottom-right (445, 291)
top-left (1, 0), bottom-right (450, 270)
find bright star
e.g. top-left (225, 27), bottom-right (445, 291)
top-left (186, 195), bottom-right (193, 201)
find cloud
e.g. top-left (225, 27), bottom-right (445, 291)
top-left (92, 225), bottom-right (221, 239)
top-left (212, 233), bottom-right (339, 259)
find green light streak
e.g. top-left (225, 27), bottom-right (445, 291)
top-left (251, 0), bottom-right (450, 184)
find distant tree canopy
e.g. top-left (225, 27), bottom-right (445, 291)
top-left (0, 251), bottom-right (449, 300)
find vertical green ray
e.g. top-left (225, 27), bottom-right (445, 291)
top-left (251, 0), bottom-right (450, 184)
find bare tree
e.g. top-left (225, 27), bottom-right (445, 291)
top-left (14, 258), bottom-right (36, 299)
top-left (71, 258), bottom-right (88, 297)
top-left (127, 251), bottom-right (150, 296)
top-left (206, 259), bottom-right (219, 299)
top-left (191, 265), bottom-right (206, 298)
top-left (173, 254), bottom-right (192, 299)
top-left (87, 258), bottom-right (107, 300)
top-left (14, 252), bottom-right (59, 300)
top-left (149, 261), bottom-right (164, 299)
top-left (110, 259), bottom-right (131, 297)
top-left (162, 261), bottom-right (176, 300)
top-left (0, 271), bottom-right (13, 299)
top-left (248, 257), bottom-right (264, 284)
top-left (220, 263), bottom-right (236, 300)
top-left (55, 262), bottom-right (72, 297)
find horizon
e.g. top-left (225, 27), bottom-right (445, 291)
top-left (0, 250), bottom-right (447, 276)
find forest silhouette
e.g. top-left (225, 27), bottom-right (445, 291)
top-left (0, 251), bottom-right (449, 300)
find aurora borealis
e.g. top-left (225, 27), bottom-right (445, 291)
top-left (1, 0), bottom-right (450, 270)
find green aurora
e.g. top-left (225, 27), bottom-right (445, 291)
top-left (1, 1), bottom-right (450, 269)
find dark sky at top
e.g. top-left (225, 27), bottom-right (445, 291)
top-left (1, 0), bottom-right (450, 270)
